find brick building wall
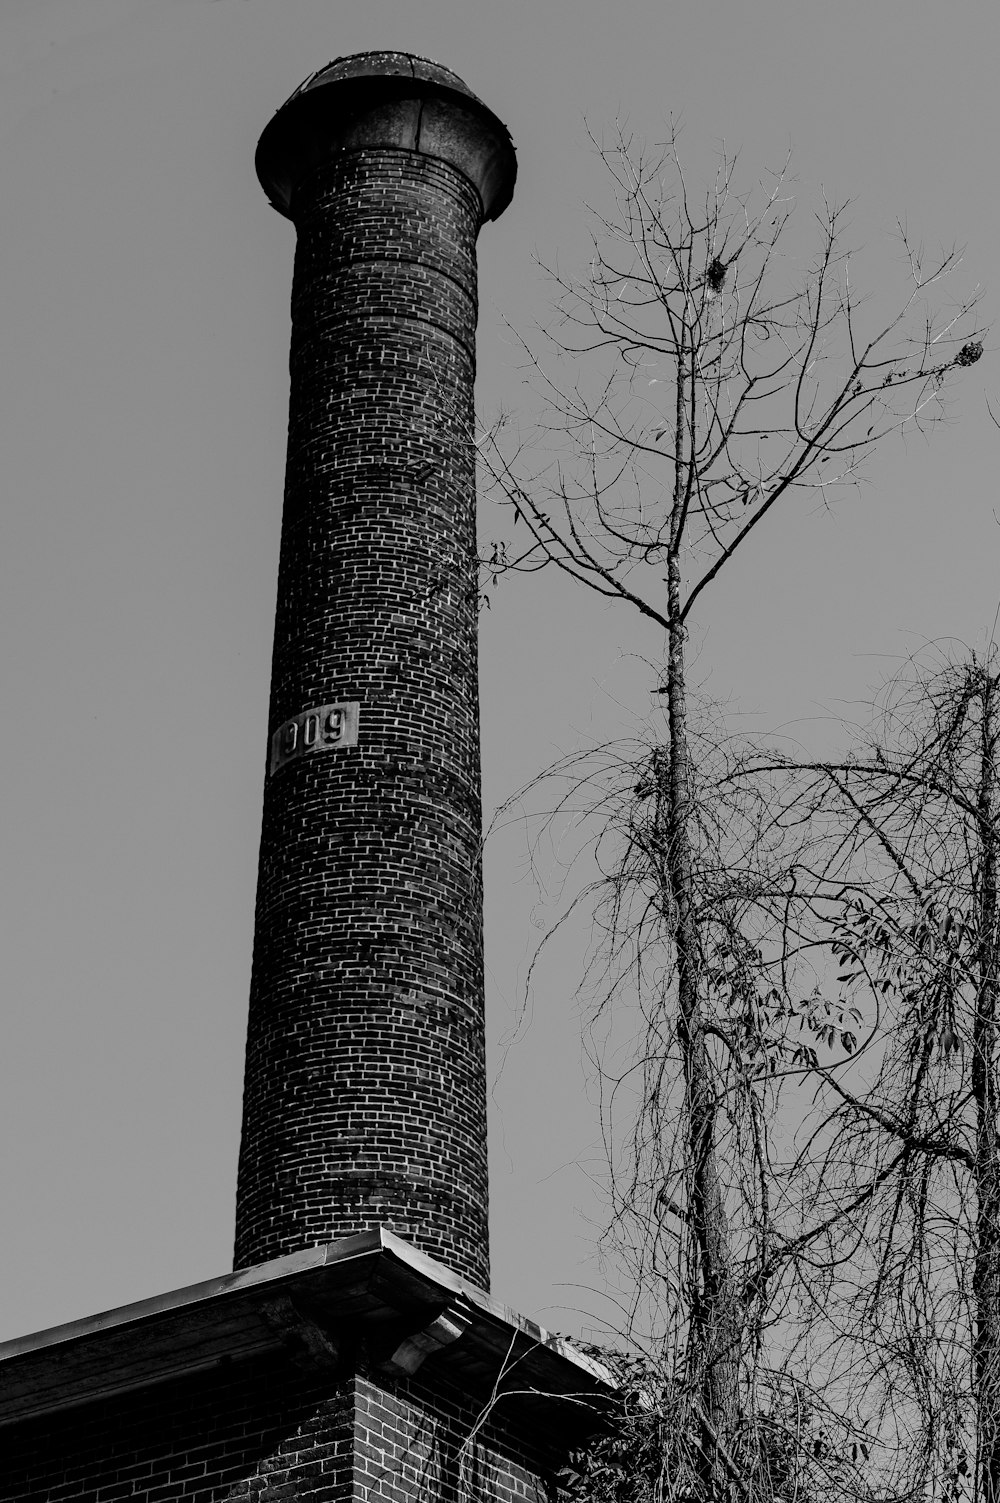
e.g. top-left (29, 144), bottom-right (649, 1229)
top-left (0, 1355), bottom-right (558, 1503)
top-left (234, 63), bottom-right (515, 1289)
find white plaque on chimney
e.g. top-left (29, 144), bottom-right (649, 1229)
top-left (269, 702), bottom-right (360, 776)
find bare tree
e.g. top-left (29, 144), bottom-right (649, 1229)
top-left (482, 129), bottom-right (982, 1500)
top-left (738, 653), bottom-right (1000, 1503)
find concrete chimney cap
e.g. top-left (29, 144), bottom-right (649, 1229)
top-left (256, 51), bottom-right (517, 223)
top-left (288, 52), bottom-right (483, 102)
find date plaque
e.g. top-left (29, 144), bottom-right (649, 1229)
top-left (269, 702), bottom-right (360, 776)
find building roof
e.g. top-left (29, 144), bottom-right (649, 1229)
top-left (0, 1229), bottom-right (612, 1437)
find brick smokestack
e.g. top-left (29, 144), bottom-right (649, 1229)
top-left (233, 54), bottom-right (515, 1289)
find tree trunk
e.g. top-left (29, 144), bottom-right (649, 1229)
top-left (974, 677), bottom-right (1000, 1503)
top-left (662, 543), bottom-right (742, 1496)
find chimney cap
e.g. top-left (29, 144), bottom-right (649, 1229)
top-left (287, 52), bottom-right (484, 104)
top-left (256, 51), bottom-right (517, 223)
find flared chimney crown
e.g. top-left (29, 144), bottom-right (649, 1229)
top-left (255, 51), bottom-right (516, 222)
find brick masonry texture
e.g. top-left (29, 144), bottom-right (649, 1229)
top-left (234, 147), bottom-right (491, 1285)
top-left (0, 1356), bottom-right (558, 1503)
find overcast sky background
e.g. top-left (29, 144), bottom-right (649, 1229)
top-left (0, 0), bottom-right (996, 1347)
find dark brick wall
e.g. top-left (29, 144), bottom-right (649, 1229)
top-left (353, 1370), bottom-right (552, 1503)
top-left (0, 1355), bottom-right (354, 1503)
top-left (234, 148), bottom-right (490, 1286)
top-left (0, 1358), bottom-right (557, 1503)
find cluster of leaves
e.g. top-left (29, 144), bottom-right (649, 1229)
top-left (557, 1351), bottom-right (672, 1503)
top-left (558, 1348), bottom-right (871, 1503)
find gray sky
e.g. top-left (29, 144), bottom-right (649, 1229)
top-left (0, 0), bottom-right (997, 1345)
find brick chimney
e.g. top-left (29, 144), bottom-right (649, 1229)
top-left (0, 62), bottom-right (615, 1503)
top-left (233, 54), bottom-right (516, 1290)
